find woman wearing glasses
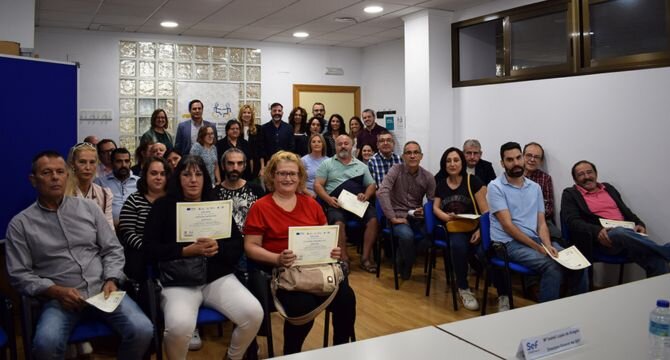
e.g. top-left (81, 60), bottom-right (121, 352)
top-left (190, 125), bottom-right (221, 186)
top-left (141, 108), bottom-right (174, 151)
top-left (66, 142), bottom-right (114, 229)
top-left (244, 151), bottom-right (356, 354)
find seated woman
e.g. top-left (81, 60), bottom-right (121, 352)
top-left (144, 155), bottom-right (263, 360)
top-left (66, 142), bottom-right (114, 229)
top-left (301, 133), bottom-right (328, 198)
top-left (119, 156), bottom-right (170, 281)
top-left (244, 151), bottom-right (356, 354)
top-left (433, 147), bottom-right (489, 311)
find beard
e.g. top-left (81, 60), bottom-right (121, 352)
top-left (505, 166), bottom-right (524, 178)
top-left (226, 170), bottom-right (241, 182)
top-left (337, 149), bottom-right (350, 159)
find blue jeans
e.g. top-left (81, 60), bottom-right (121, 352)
top-left (33, 296), bottom-right (154, 359)
top-left (392, 219), bottom-right (426, 277)
top-left (503, 239), bottom-right (588, 302)
top-left (449, 232), bottom-right (483, 290)
top-left (602, 227), bottom-right (669, 276)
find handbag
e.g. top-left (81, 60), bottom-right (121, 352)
top-left (270, 263), bottom-right (345, 325)
top-left (446, 174), bottom-right (480, 233)
top-left (158, 256), bottom-right (208, 287)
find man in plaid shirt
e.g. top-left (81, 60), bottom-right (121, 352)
top-left (523, 142), bottom-right (562, 240)
top-left (368, 130), bottom-right (403, 187)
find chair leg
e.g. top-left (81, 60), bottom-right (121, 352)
top-left (506, 269), bottom-right (515, 310)
top-left (618, 264), bottom-right (625, 285)
top-left (323, 310), bottom-right (331, 347)
top-left (425, 244), bottom-right (435, 297)
top-left (481, 267), bottom-right (491, 316)
top-left (375, 235), bottom-right (382, 278)
top-left (446, 246), bottom-right (458, 312)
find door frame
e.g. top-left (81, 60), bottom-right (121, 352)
top-left (292, 84), bottom-right (361, 116)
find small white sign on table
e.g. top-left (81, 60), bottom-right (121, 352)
top-left (516, 326), bottom-right (583, 359)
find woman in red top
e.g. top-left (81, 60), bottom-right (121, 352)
top-left (244, 151), bottom-right (356, 354)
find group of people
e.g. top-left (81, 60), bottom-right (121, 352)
top-left (6, 101), bottom-right (670, 360)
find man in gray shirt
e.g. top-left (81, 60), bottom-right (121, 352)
top-left (6, 151), bottom-right (153, 359)
top-left (377, 141), bottom-right (435, 279)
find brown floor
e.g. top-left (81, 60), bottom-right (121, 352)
top-left (14, 246), bottom-right (536, 359)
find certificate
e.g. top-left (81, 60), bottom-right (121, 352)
top-left (453, 214), bottom-right (480, 220)
top-left (542, 244), bottom-right (592, 270)
top-left (599, 218), bottom-right (636, 230)
top-left (337, 189), bottom-right (369, 218)
top-left (86, 291), bottom-right (126, 313)
top-left (176, 200), bottom-right (232, 242)
top-left (288, 225), bottom-right (339, 265)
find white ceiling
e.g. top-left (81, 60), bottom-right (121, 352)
top-left (36, 0), bottom-right (493, 47)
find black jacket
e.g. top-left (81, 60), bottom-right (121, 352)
top-left (474, 159), bottom-right (497, 185)
top-left (560, 183), bottom-right (644, 260)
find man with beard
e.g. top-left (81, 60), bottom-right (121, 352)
top-left (561, 160), bottom-right (669, 279)
top-left (314, 134), bottom-right (379, 273)
top-left (95, 148), bottom-right (139, 227)
top-left (487, 142), bottom-right (587, 307)
top-left (312, 102), bottom-right (327, 133)
top-left (215, 148), bottom-right (265, 235)
top-left (261, 102), bottom-right (294, 161)
top-left (368, 130), bottom-right (403, 187)
top-left (174, 99), bottom-right (218, 155)
top-left (96, 139), bottom-right (117, 179)
top-left (356, 109), bottom-right (385, 153)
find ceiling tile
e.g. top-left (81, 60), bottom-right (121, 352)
top-left (224, 31), bottom-right (272, 41)
top-left (181, 29), bottom-right (229, 38)
top-left (299, 39), bottom-right (341, 46)
top-left (316, 32), bottom-right (362, 42)
top-left (198, 0), bottom-right (298, 27)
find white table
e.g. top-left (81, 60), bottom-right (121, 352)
top-left (272, 326), bottom-right (501, 359)
top-left (438, 274), bottom-right (670, 359)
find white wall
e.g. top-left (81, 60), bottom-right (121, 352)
top-left (35, 27), bottom-right (363, 141)
top-left (361, 39), bottom-right (405, 120)
top-left (0, 0), bottom-right (35, 49)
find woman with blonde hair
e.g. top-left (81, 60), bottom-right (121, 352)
top-left (245, 151), bottom-right (356, 354)
top-left (66, 142), bottom-right (114, 229)
top-left (238, 104), bottom-right (265, 181)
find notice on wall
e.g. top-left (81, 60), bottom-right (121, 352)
top-left (177, 81), bottom-right (240, 138)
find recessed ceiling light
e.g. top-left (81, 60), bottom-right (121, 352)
top-left (364, 5), bottom-right (383, 14)
top-left (293, 31), bottom-right (309, 38)
top-left (160, 21), bottom-right (178, 28)
top-left (335, 17), bottom-right (358, 23)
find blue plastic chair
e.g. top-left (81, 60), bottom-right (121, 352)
top-left (0, 295), bottom-right (17, 360)
top-left (423, 200), bottom-right (458, 310)
top-left (561, 222), bottom-right (632, 288)
top-left (480, 212), bottom-right (538, 315)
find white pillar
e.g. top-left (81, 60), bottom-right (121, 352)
top-left (0, 0), bottom-right (35, 50)
top-left (403, 9), bottom-right (453, 174)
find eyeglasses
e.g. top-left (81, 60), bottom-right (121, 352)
top-left (275, 171), bottom-right (299, 178)
top-left (378, 138), bottom-right (393, 144)
top-left (464, 151), bottom-right (481, 156)
top-left (403, 150), bottom-right (422, 156)
top-left (575, 169), bottom-right (595, 178)
top-left (524, 154), bottom-right (542, 161)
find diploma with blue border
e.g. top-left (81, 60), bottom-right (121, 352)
top-left (289, 225), bottom-right (339, 265)
top-left (176, 200), bottom-right (233, 242)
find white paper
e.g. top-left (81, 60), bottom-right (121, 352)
top-left (337, 189), bottom-right (369, 218)
top-left (176, 200), bottom-right (233, 242)
top-left (453, 214), bottom-right (480, 220)
top-left (288, 225), bottom-right (339, 265)
top-left (86, 291), bottom-right (126, 313)
top-left (599, 218), bottom-right (635, 230)
top-left (542, 244), bottom-right (591, 270)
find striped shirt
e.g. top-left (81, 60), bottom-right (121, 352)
top-left (118, 192), bottom-right (154, 250)
top-left (368, 152), bottom-right (403, 186)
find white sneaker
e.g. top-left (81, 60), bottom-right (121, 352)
top-left (77, 342), bottom-right (93, 355)
top-left (189, 328), bottom-right (203, 351)
top-left (458, 288), bottom-right (479, 311)
top-left (497, 296), bottom-right (510, 312)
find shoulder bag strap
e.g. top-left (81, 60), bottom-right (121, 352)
top-left (467, 174), bottom-right (479, 215)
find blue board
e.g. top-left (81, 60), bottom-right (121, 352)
top-left (0, 55), bottom-right (78, 238)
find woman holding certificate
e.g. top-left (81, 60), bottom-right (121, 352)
top-left (244, 151), bottom-right (356, 354)
top-left (144, 155), bottom-right (263, 360)
top-left (433, 147), bottom-right (489, 311)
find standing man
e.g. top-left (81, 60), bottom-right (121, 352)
top-left (174, 99), bottom-right (218, 155)
top-left (356, 109), bottom-right (385, 153)
top-left (96, 139), bottom-right (116, 179)
top-left (487, 142), bottom-right (587, 308)
top-left (377, 141), bottom-right (435, 279)
top-left (261, 102), bottom-right (294, 161)
top-left (561, 160), bottom-right (669, 277)
top-left (6, 151), bottom-right (153, 359)
top-left (368, 130), bottom-right (403, 187)
top-left (463, 139), bottom-right (497, 185)
top-left (95, 148), bottom-right (139, 227)
top-left (312, 102), bottom-right (327, 133)
top-left (523, 142), bottom-right (562, 240)
top-left (314, 134), bottom-right (379, 273)
top-left (83, 135), bottom-right (99, 145)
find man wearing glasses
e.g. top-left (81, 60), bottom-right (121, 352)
top-left (523, 142), bottom-right (562, 241)
top-left (96, 139), bottom-right (117, 179)
top-left (314, 134), bottom-right (379, 273)
top-left (312, 102), bottom-right (327, 133)
top-left (463, 139), bottom-right (496, 185)
top-left (377, 141), bottom-right (435, 280)
top-left (368, 131), bottom-right (402, 187)
top-left (561, 160), bottom-right (670, 280)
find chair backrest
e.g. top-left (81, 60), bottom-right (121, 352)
top-left (375, 198), bottom-right (386, 227)
top-left (479, 212), bottom-right (491, 252)
top-left (560, 220), bottom-right (570, 240)
top-left (423, 200), bottom-right (435, 234)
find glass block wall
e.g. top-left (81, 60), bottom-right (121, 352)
top-left (118, 40), bottom-right (262, 151)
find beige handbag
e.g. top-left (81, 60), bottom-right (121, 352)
top-left (271, 263), bottom-right (344, 325)
top-left (446, 174), bottom-right (480, 233)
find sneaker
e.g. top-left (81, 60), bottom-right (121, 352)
top-left (189, 329), bottom-right (203, 351)
top-left (78, 342), bottom-right (93, 355)
top-left (458, 288), bottom-right (479, 311)
top-left (497, 296), bottom-right (510, 312)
